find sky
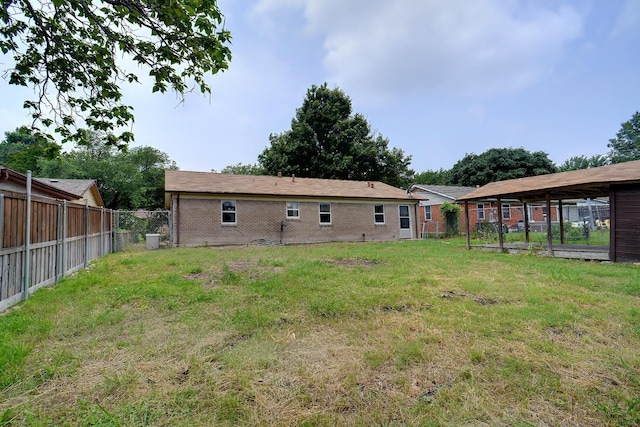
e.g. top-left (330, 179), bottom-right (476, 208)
top-left (1, 0), bottom-right (640, 174)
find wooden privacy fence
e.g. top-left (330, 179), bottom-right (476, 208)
top-left (0, 191), bottom-right (113, 312)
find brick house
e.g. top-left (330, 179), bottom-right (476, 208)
top-left (165, 171), bottom-right (423, 246)
top-left (407, 184), bottom-right (557, 234)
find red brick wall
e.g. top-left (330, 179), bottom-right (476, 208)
top-left (418, 202), bottom-right (527, 235)
top-left (171, 195), bottom-right (417, 246)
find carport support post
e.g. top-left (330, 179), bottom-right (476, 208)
top-left (464, 201), bottom-right (470, 250)
top-left (558, 200), bottom-right (564, 244)
top-left (546, 193), bottom-right (553, 255)
top-left (523, 201), bottom-right (530, 243)
top-left (496, 198), bottom-right (504, 252)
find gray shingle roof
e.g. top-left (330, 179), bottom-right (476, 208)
top-left (409, 184), bottom-right (476, 201)
top-left (36, 178), bottom-right (95, 196)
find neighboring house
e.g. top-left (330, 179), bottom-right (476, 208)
top-left (36, 178), bottom-right (104, 207)
top-left (0, 165), bottom-right (82, 201)
top-left (165, 171), bottom-right (423, 246)
top-left (407, 184), bottom-right (536, 234)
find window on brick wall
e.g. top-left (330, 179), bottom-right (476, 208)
top-left (424, 205), bottom-right (432, 220)
top-left (374, 204), bottom-right (385, 224)
top-left (477, 203), bottom-right (485, 220)
top-left (286, 202), bottom-right (300, 218)
top-left (502, 204), bottom-right (511, 220)
top-left (221, 200), bottom-right (236, 224)
top-left (319, 203), bottom-right (331, 224)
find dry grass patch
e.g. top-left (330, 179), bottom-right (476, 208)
top-left (1, 240), bottom-right (638, 426)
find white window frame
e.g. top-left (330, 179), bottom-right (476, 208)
top-left (319, 203), bottom-right (332, 225)
top-left (374, 204), bottom-right (385, 224)
top-left (477, 203), bottom-right (485, 220)
top-left (286, 201), bottom-right (300, 219)
top-left (221, 200), bottom-right (237, 224)
top-left (502, 203), bottom-right (511, 220)
top-left (424, 205), bottom-right (432, 221)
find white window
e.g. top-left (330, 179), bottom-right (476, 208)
top-left (286, 202), bottom-right (300, 218)
top-left (221, 200), bottom-right (236, 224)
top-left (424, 205), bottom-right (432, 221)
top-left (477, 203), bottom-right (485, 220)
top-left (319, 203), bottom-right (331, 224)
top-left (374, 204), bottom-right (385, 224)
top-left (502, 204), bottom-right (511, 220)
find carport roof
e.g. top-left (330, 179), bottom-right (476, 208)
top-left (457, 160), bottom-right (640, 202)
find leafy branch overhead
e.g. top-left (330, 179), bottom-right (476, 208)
top-left (1, 0), bottom-right (232, 147)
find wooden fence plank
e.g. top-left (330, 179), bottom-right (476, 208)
top-left (0, 192), bottom-right (114, 311)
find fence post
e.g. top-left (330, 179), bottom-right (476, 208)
top-left (62, 201), bottom-right (67, 278)
top-left (111, 209), bottom-right (118, 254)
top-left (55, 203), bottom-right (61, 284)
top-left (100, 207), bottom-right (104, 257)
top-left (0, 193), bottom-right (4, 250)
top-left (23, 171), bottom-right (32, 301)
top-left (84, 204), bottom-right (89, 268)
top-left (111, 211), bottom-right (120, 253)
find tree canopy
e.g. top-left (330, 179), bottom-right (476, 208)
top-left (1, 0), bottom-right (231, 147)
top-left (412, 168), bottom-right (452, 185)
top-left (449, 147), bottom-right (557, 187)
top-left (38, 134), bottom-right (176, 209)
top-left (0, 126), bottom-right (60, 174)
top-left (557, 154), bottom-right (608, 172)
top-left (218, 162), bottom-right (265, 175)
top-left (258, 83), bottom-right (414, 188)
top-left (608, 111), bottom-right (640, 164)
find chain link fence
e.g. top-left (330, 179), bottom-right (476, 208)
top-left (114, 210), bottom-right (171, 251)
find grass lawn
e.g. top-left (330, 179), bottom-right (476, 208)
top-left (1, 240), bottom-right (639, 426)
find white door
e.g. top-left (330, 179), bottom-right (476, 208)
top-left (399, 205), bottom-right (412, 239)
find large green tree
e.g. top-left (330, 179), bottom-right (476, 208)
top-left (0, 126), bottom-right (60, 174)
top-left (1, 0), bottom-right (231, 147)
top-left (258, 83), bottom-right (414, 188)
top-left (38, 134), bottom-right (176, 209)
top-left (608, 111), bottom-right (640, 164)
top-left (557, 154), bottom-right (608, 172)
top-left (413, 168), bottom-right (452, 185)
top-left (218, 162), bottom-right (265, 175)
top-left (449, 147), bottom-right (557, 187)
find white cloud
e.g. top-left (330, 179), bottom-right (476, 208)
top-left (254, 0), bottom-right (584, 101)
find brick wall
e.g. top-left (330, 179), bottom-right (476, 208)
top-left (172, 195), bottom-right (416, 246)
top-left (418, 202), bottom-right (528, 235)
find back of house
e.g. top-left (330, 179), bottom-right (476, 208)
top-left (165, 171), bottom-right (422, 246)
